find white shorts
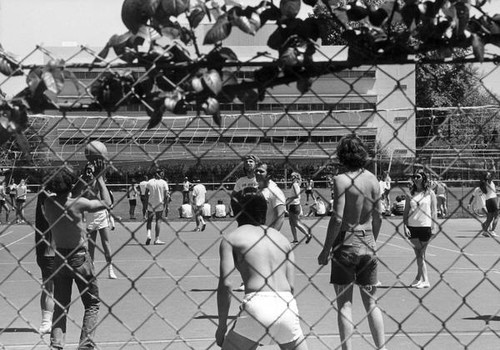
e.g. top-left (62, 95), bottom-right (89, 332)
top-left (232, 291), bottom-right (303, 345)
top-left (87, 209), bottom-right (110, 231)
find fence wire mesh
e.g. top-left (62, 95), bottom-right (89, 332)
top-left (1, 13), bottom-right (500, 350)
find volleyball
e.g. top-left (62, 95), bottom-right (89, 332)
top-left (85, 140), bottom-right (108, 161)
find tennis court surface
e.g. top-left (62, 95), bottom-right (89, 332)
top-left (1, 217), bottom-right (499, 349)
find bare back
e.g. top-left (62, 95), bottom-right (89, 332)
top-left (44, 197), bottom-right (88, 250)
top-left (334, 169), bottom-right (381, 231)
top-left (44, 195), bottom-right (108, 250)
top-left (225, 225), bottom-right (293, 293)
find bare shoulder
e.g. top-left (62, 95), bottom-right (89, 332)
top-left (265, 227), bottom-right (292, 249)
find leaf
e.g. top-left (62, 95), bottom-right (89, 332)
top-left (161, 0), bottom-right (189, 17)
top-left (347, 2), bottom-right (369, 21)
top-left (0, 49), bottom-right (22, 76)
top-left (332, 8), bottom-right (350, 29)
top-left (297, 77), bottom-right (313, 94)
top-left (472, 33), bottom-right (485, 62)
top-left (204, 47), bottom-right (238, 71)
top-left (267, 27), bottom-right (286, 50)
top-left (368, 8), bottom-right (388, 27)
top-left (204, 14), bottom-right (232, 44)
top-left (160, 24), bottom-right (182, 40)
top-left (15, 132), bottom-right (31, 161)
top-left (42, 60), bottom-right (65, 95)
top-left (300, 17), bottom-right (320, 41)
top-left (280, 0), bottom-right (301, 21)
top-left (121, 0), bottom-right (156, 33)
top-left (188, 0), bottom-right (207, 28)
top-left (229, 8), bottom-right (261, 35)
top-left (453, 2), bottom-right (469, 37)
top-left (259, 2), bottom-right (281, 24)
top-left (400, 3), bottom-right (420, 28)
top-left (212, 110), bottom-right (221, 127)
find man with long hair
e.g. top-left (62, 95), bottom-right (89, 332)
top-left (318, 134), bottom-right (387, 350)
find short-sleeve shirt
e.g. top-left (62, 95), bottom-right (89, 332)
top-left (182, 181), bottom-right (191, 192)
top-left (261, 180), bottom-right (286, 228)
top-left (215, 204), bottom-right (227, 217)
top-left (147, 179), bottom-right (169, 212)
top-left (192, 183), bottom-right (207, 207)
top-left (234, 176), bottom-right (258, 192)
top-left (16, 184), bottom-right (27, 200)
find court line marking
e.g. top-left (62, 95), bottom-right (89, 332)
top-left (0, 231), bottom-right (33, 251)
top-left (335, 228), bottom-right (497, 258)
top-left (0, 229), bottom-right (15, 238)
top-left (4, 330), bottom-right (500, 349)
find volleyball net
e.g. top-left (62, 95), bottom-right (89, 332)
top-left (1, 18), bottom-right (500, 350)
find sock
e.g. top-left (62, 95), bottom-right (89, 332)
top-left (147, 230), bottom-right (151, 238)
top-left (41, 310), bottom-right (53, 325)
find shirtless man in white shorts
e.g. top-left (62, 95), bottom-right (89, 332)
top-left (216, 188), bottom-right (308, 350)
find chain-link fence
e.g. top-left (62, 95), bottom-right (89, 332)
top-left (2, 1), bottom-right (500, 349)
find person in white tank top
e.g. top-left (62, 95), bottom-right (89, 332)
top-left (403, 170), bottom-right (437, 289)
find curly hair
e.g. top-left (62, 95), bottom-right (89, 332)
top-left (44, 168), bottom-right (76, 195)
top-left (336, 134), bottom-right (368, 170)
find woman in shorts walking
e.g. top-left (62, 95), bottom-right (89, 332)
top-left (403, 170), bottom-right (437, 289)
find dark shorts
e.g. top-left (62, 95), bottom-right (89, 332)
top-left (129, 199), bottom-right (137, 206)
top-left (408, 226), bottom-right (432, 242)
top-left (36, 255), bottom-right (55, 282)
top-left (306, 189), bottom-right (313, 194)
top-left (288, 204), bottom-right (301, 215)
top-left (147, 210), bottom-right (164, 220)
top-left (485, 198), bottom-right (499, 214)
top-left (330, 231), bottom-right (378, 286)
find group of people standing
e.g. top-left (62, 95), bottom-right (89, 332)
top-left (0, 178), bottom-right (28, 224)
top-left (218, 134), bottom-right (388, 350)
top-left (30, 136), bottom-right (498, 350)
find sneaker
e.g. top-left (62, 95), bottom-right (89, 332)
top-left (375, 281), bottom-right (382, 287)
top-left (201, 224), bottom-right (206, 231)
top-left (291, 240), bottom-right (299, 244)
top-left (305, 234), bottom-right (312, 244)
top-left (235, 283), bottom-right (245, 291)
top-left (154, 240), bottom-right (166, 245)
top-left (38, 323), bottom-right (51, 335)
top-left (108, 265), bottom-right (117, 279)
top-left (489, 231), bottom-right (499, 237)
top-left (145, 237), bottom-right (151, 245)
top-left (415, 281), bottom-right (430, 289)
top-left (410, 279), bottom-right (421, 287)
